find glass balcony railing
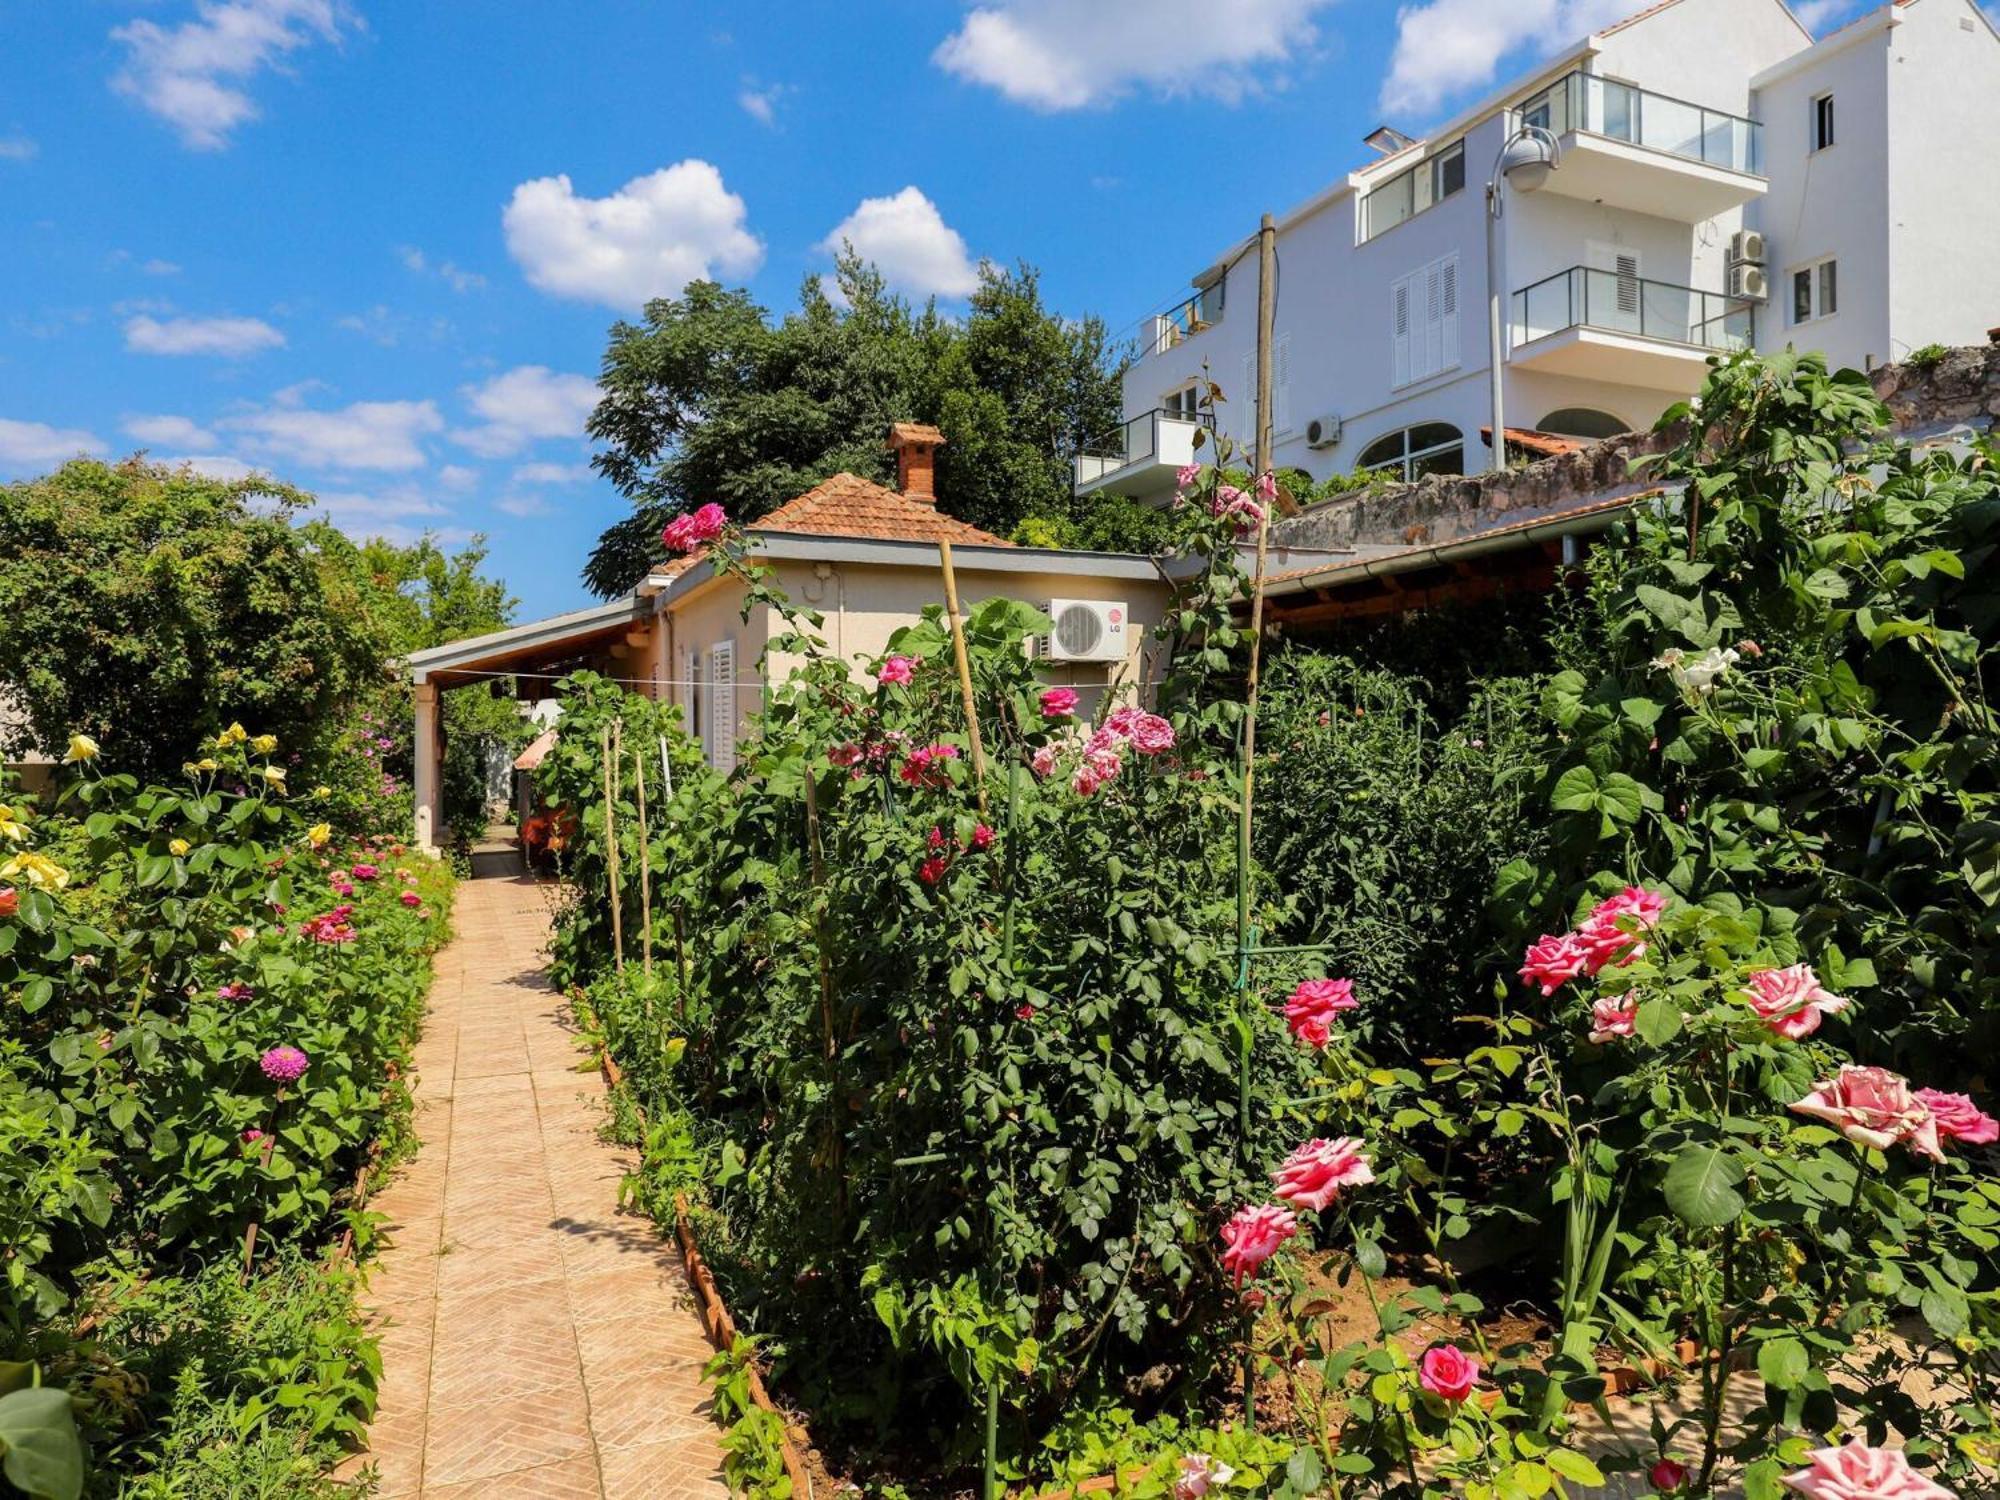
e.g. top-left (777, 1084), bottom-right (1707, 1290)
top-left (1145, 286), bottom-right (1223, 357)
top-left (1517, 70), bottom-right (1763, 177)
top-left (1512, 266), bottom-right (1755, 352)
top-left (1075, 408), bottom-right (1214, 486)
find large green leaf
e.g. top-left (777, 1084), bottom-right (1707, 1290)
top-left (1662, 1143), bottom-right (1747, 1228)
top-left (0, 1388), bottom-right (84, 1500)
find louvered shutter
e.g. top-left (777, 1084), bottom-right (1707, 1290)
top-left (1439, 256), bottom-right (1460, 371)
top-left (1423, 262), bottom-right (1445, 380)
top-left (709, 641), bottom-right (736, 772)
top-left (1391, 274), bottom-right (1413, 388)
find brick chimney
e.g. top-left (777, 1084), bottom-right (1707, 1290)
top-left (887, 422), bottom-right (946, 504)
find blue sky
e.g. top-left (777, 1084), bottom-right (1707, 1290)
top-left (0, 0), bottom-right (1873, 619)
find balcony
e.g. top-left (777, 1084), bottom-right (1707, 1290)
top-left (1511, 266), bottom-right (1755, 388)
top-left (1517, 71), bottom-right (1765, 220)
top-left (1142, 286), bottom-right (1222, 359)
top-left (1073, 409), bottom-right (1214, 501)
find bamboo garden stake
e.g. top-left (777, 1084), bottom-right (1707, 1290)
top-left (603, 720), bottom-right (624, 974)
top-left (937, 539), bottom-right (990, 817)
top-left (632, 740), bottom-right (653, 977)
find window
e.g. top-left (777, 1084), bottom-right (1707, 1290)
top-left (1812, 93), bottom-right (1835, 151)
top-left (1792, 258), bottom-right (1838, 323)
top-left (1390, 254), bottom-right (1461, 388)
top-left (1162, 384), bottom-right (1201, 419)
top-left (1357, 423), bottom-right (1465, 482)
top-left (705, 641), bottom-right (737, 772)
top-left (1360, 139), bottom-right (1466, 241)
top-left (1234, 333), bottom-right (1294, 449)
top-left (1539, 407), bottom-right (1630, 440)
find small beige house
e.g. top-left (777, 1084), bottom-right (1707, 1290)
top-left (404, 426), bottom-right (1178, 852)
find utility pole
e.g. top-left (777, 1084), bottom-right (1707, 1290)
top-left (1254, 212), bottom-right (1276, 475)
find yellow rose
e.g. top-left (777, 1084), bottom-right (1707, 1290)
top-left (312, 785), bottom-right (331, 799)
top-left (169, 838), bottom-right (190, 857)
top-left (64, 733), bottom-right (100, 764)
top-left (223, 722), bottom-right (248, 745)
top-left (261, 765), bottom-right (287, 787)
top-left (0, 852), bottom-right (70, 890)
top-left (307, 823), bottom-right (332, 848)
top-left (197, 758), bottom-right (219, 772)
top-left (0, 805), bottom-right (27, 845)
top-left (252, 734), bottom-right (278, 754)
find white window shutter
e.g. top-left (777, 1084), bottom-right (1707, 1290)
top-left (1391, 275), bottom-right (1413, 388)
top-left (708, 641), bottom-right (736, 772)
top-left (1423, 262), bottom-right (1445, 381)
top-left (1439, 256), bottom-right (1460, 371)
top-left (1273, 333), bottom-right (1293, 435)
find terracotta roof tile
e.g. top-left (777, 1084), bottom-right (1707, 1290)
top-left (888, 422), bottom-right (946, 446)
top-left (1480, 425), bottom-right (1597, 458)
top-left (751, 472), bottom-right (1013, 548)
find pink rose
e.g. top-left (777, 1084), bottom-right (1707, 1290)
top-left (1271, 1137), bottom-right (1374, 1211)
top-left (1210, 486), bottom-right (1265, 535)
top-left (1031, 744), bottom-right (1060, 779)
top-left (1790, 1066), bottom-right (1945, 1161)
top-left (1419, 1344), bottom-right (1480, 1403)
top-left (1284, 978), bottom-right (1357, 1050)
top-left (878, 654), bottom-right (919, 686)
top-left (1650, 1459), bottom-right (1690, 1492)
top-left (1040, 687), bottom-right (1079, 718)
top-left (898, 743), bottom-right (959, 788)
top-left (1745, 964), bottom-right (1852, 1040)
top-left (0, 887), bottom-right (17, 919)
top-left (1520, 933), bottom-right (1588, 996)
top-left (1174, 1453), bottom-right (1235, 1499)
top-left (1218, 1202), bottom-right (1296, 1285)
top-left (1915, 1089), bottom-right (1999, 1147)
top-left (829, 742), bottom-right (864, 768)
top-left (1175, 463), bottom-right (1202, 491)
top-left (1129, 713), bottom-right (1176, 756)
top-left (662, 502), bottom-right (728, 552)
top-left (1782, 1439), bottom-right (1956, 1499)
top-left (1588, 994), bottom-right (1639, 1043)
top-left (1071, 763), bottom-right (1104, 798)
top-left (1576, 886), bottom-right (1667, 973)
top-left (1254, 470), bottom-right (1278, 502)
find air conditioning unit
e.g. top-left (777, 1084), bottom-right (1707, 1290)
top-left (1038, 600), bottom-right (1129, 663)
top-left (1304, 413), bottom-right (1344, 449)
top-left (1728, 263), bottom-right (1770, 301)
top-left (1728, 230), bottom-right (1767, 266)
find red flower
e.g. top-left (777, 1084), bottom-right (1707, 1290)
top-left (1649, 1459), bottom-right (1689, 1492)
top-left (918, 856), bottom-right (949, 886)
top-left (971, 824), bottom-right (994, 850)
top-left (0, 887), bottom-right (16, 920)
top-left (1015, 1003), bottom-right (1037, 1021)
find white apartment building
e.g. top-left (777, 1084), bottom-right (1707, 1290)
top-left (1075, 0), bottom-right (2000, 499)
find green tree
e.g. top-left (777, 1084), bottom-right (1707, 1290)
top-left (583, 255), bottom-right (1130, 595)
top-left (0, 459), bottom-right (383, 781)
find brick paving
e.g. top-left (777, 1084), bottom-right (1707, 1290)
top-left (342, 875), bottom-right (728, 1498)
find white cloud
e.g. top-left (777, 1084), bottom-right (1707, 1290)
top-left (157, 454), bottom-right (258, 481)
top-left (142, 258), bottom-right (182, 276)
top-left (124, 312), bottom-right (285, 357)
top-left (933, 0), bottom-right (1332, 110)
top-left (123, 413), bottom-right (218, 448)
top-left (501, 161), bottom-right (763, 309)
top-left (1792, 0), bottom-right (1863, 30)
top-left (304, 484), bottom-right (462, 545)
top-left (512, 461), bottom-right (594, 486)
top-left (437, 463), bottom-right (479, 490)
top-left (221, 397), bottom-right (443, 472)
top-left (451, 366), bottom-right (599, 458)
top-left (1380, 0), bottom-right (1634, 117)
top-left (819, 187), bottom-right (981, 299)
top-left (0, 417), bottom-right (106, 470)
top-left (397, 245), bottom-right (486, 293)
top-left (110, 0), bottom-right (358, 150)
top-left (738, 80), bottom-right (789, 126)
top-left (0, 136), bottom-right (36, 161)
top-left (493, 493), bottom-right (551, 518)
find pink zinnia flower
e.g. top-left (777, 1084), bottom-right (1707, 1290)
top-left (878, 654), bottom-right (918, 686)
top-left (1031, 744), bottom-right (1060, 779)
top-left (1419, 1344), bottom-right (1480, 1403)
top-left (1129, 713), bottom-right (1176, 756)
top-left (1588, 994), bottom-right (1639, 1043)
top-left (1218, 1202), bottom-right (1296, 1285)
top-left (1271, 1137), bottom-right (1374, 1211)
top-left (1744, 964), bottom-right (1852, 1040)
top-left (260, 1045), bottom-right (309, 1084)
top-left (243, 1128), bottom-right (264, 1144)
top-left (1040, 687), bottom-right (1079, 718)
top-left (1284, 978), bottom-right (1358, 1051)
top-left (1915, 1089), bottom-right (1999, 1147)
top-left (217, 982), bottom-right (253, 1001)
top-left (1790, 1066), bottom-right (1944, 1162)
top-left (1782, 1439), bottom-right (1956, 1499)
top-left (401, 890), bottom-right (421, 907)
top-left (1520, 932), bottom-right (1589, 997)
top-left (350, 863), bottom-right (378, 881)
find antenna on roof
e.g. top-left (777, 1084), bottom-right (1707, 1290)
top-left (1363, 125), bottom-right (1420, 156)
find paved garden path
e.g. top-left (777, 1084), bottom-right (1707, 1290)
top-left (342, 875), bottom-right (729, 1498)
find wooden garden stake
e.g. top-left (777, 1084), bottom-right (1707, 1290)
top-left (603, 720), bottom-right (624, 975)
top-left (632, 740), bottom-right (653, 978)
top-left (937, 539), bottom-right (989, 816)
